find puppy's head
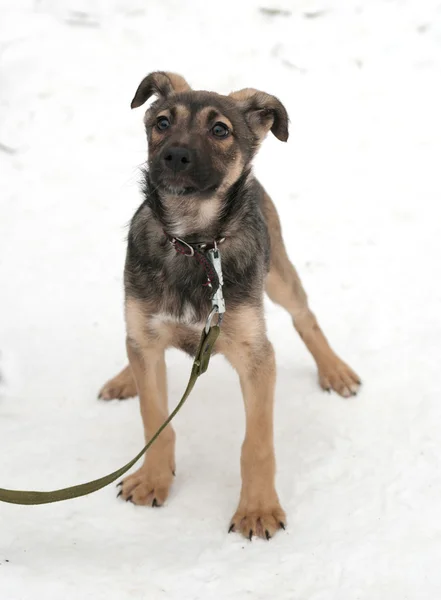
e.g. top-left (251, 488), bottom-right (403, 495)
top-left (131, 71), bottom-right (289, 198)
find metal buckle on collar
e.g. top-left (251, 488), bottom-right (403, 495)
top-left (170, 236), bottom-right (195, 257)
top-left (166, 230), bottom-right (226, 255)
top-left (204, 238), bottom-right (226, 251)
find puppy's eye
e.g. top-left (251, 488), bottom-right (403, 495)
top-left (156, 117), bottom-right (171, 131)
top-left (211, 122), bottom-right (229, 138)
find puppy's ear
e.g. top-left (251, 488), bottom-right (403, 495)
top-left (131, 72), bottom-right (192, 109)
top-left (229, 88), bottom-right (289, 142)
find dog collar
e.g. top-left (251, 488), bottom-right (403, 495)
top-left (163, 230), bottom-right (226, 314)
top-left (163, 230), bottom-right (226, 257)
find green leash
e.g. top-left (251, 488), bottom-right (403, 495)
top-left (0, 325), bottom-right (220, 506)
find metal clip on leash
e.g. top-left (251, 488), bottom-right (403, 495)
top-left (205, 242), bottom-right (226, 333)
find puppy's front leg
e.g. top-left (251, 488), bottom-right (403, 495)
top-left (119, 300), bottom-right (175, 507)
top-left (220, 309), bottom-right (286, 540)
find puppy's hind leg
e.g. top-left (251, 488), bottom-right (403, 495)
top-left (263, 192), bottom-right (361, 397)
top-left (98, 365), bottom-right (136, 400)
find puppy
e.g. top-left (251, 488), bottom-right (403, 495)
top-left (99, 72), bottom-right (360, 539)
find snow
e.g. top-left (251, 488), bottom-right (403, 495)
top-left (1, 0), bottom-right (441, 598)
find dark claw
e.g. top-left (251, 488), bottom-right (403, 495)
top-left (326, 388), bottom-right (331, 393)
top-left (351, 391), bottom-right (357, 396)
top-left (265, 530), bottom-right (271, 540)
top-left (248, 529), bottom-right (253, 541)
top-left (228, 524), bottom-right (235, 533)
top-left (116, 481), bottom-right (123, 488)
top-left (152, 498), bottom-right (158, 507)
top-left (126, 495), bottom-right (133, 502)
top-left (172, 470), bottom-right (176, 477)
top-left (116, 490), bottom-right (122, 499)
top-left (279, 522), bottom-right (286, 530)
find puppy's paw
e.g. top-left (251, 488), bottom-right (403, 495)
top-left (318, 357), bottom-right (361, 398)
top-left (117, 465), bottom-right (174, 507)
top-left (228, 503), bottom-right (286, 540)
top-left (98, 367), bottom-right (137, 401)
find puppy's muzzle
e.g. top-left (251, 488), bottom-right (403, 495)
top-left (164, 147), bottom-right (192, 174)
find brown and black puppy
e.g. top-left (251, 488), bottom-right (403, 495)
top-left (99, 72), bottom-right (361, 540)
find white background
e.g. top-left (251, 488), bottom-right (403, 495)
top-left (1, 1), bottom-right (440, 598)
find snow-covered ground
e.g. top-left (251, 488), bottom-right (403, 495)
top-left (1, 0), bottom-right (441, 598)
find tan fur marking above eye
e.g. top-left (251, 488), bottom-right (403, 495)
top-left (144, 108), bottom-right (171, 127)
top-left (157, 109), bottom-right (171, 119)
top-left (196, 106), bottom-right (233, 131)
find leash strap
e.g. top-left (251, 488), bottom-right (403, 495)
top-left (0, 326), bottom-right (220, 506)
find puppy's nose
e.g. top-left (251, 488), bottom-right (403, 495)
top-left (163, 147), bottom-right (191, 173)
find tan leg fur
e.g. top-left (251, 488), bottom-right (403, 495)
top-left (99, 366), bottom-right (137, 400)
top-left (218, 306), bottom-right (286, 539)
top-left (117, 298), bottom-right (175, 506)
top-left (262, 191), bottom-right (361, 397)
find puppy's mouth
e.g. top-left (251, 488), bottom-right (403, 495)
top-left (150, 168), bottom-right (219, 197)
top-left (162, 184), bottom-right (198, 196)
top-left (158, 178), bottom-right (218, 197)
